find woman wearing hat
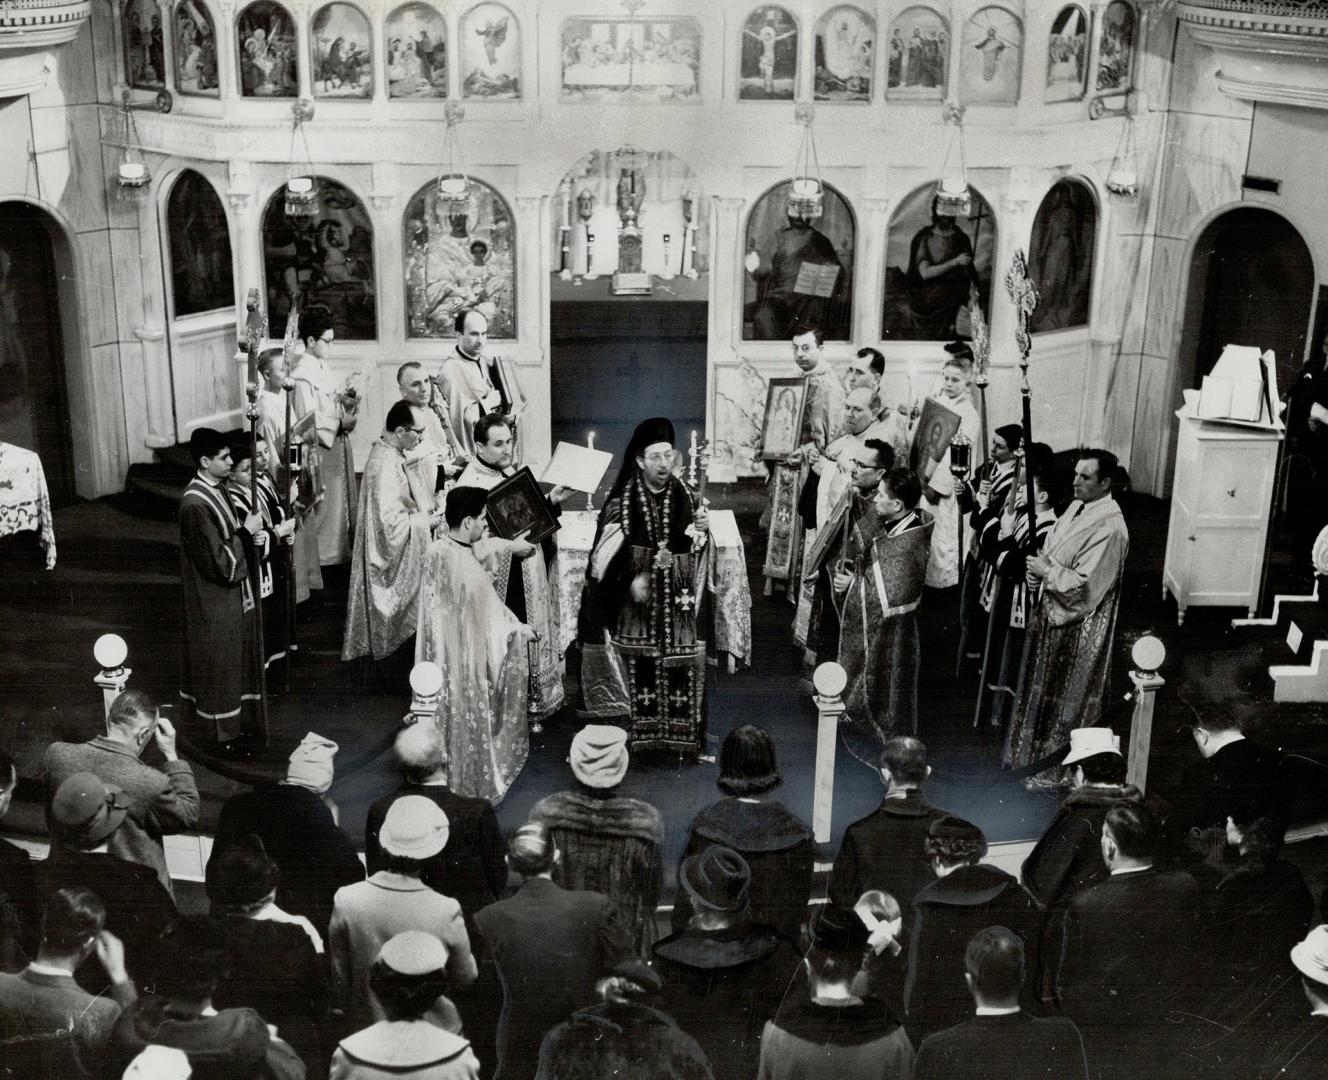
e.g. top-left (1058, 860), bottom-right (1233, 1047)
top-left (330, 931), bottom-right (480, 1080)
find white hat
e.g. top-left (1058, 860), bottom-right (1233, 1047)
top-left (1062, 727), bottom-right (1122, 766)
top-left (123, 1045), bottom-right (192, 1079)
top-left (380, 796), bottom-right (450, 859)
top-left (1291, 925), bottom-right (1328, 986)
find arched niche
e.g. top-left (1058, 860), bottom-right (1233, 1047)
top-left (882, 183), bottom-right (996, 342)
top-left (1046, 5), bottom-right (1089, 103)
top-left (261, 178), bottom-right (377, 340)
top-left (959, 6), bottom-right (1023, 105)
top-left (165, 170), bottom-right (234, 318)
top-left (886, 6), bottom-right (948, 101)
top-left (1096, 1), bottom-right (1136, 94)
top-left (739, 5), bottom-right (798, 101)
top-left (123, 0), bottom-right (167, 90)
top-left (1028, 179), bottom-right (1097, 333)
top-left (460, 2), bottom-right (521, 99)
top-left (174, 1), bottom-right (220, 96)
top-left (404, 177), bottom-right (515, 339)
top-left (744, 180), bottom-right (854, 341)
top-left (386, 2), bottom-right (448, 99)
top-left (311, 2), bottom-right (373, 98)
top-left (1180, 207), bottom-right (1314, 399)
top-left (814, 5), bottom-right (874, 102)
top-left (237, 1), bottom-right (299, 97)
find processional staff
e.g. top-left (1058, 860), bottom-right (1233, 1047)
top-left (1004, 249), bottom-right (1041, 546)
top-left (969, 282), bottom-right (992, 461)
top-left (282, 305), bottom-right (300, 671)
top-left (243, 287), bottom-right (270, 741)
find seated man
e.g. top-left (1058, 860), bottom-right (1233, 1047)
top-left (0, 889), bottom-right (136, 1078)
top-left (905, 816), bottom-right (1039, 1043)
top-left (758, 904), bottom-right (912, 1079)
top-left (914, 927), bottom-right (1087, 1080)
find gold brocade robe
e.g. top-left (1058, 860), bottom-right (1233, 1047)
top-left (289, 350), bottom-right (357, 566)
top-left (417, 535), bottom-right (531, 803)
top-left (457, 458), bottom-right (565, 720)
top-left (342, 440), bottom-right (434, 661)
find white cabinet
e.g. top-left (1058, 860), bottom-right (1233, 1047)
top-left (1162, 407), bottom-right (1281, 624)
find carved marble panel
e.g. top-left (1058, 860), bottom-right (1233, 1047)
top-left (1154, 112), bottom-right (1248, 240)
top-left (80, 229), bottom-right (119, 350)
top-left (1142, 235), bottom-right (1189, 361)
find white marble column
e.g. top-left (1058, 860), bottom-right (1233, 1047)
top-left (708, 195), bottom-right (745, 459)
top-left (132, 192), bottom-right (175, 448)
top-left (370, 161), bottom-right (401, 350)
top-left (856, 195), bottom-right (891, 345)
top-left (217, 2), bottom-right (241, 110)
top-left (227, 161), bottom-right (263, 312)
top-left (515, 193), bottom-right (550, 464)
top-left (293, 4), bottom-right (313, 102)
top-left (156, 0), bottom-right (176, 96)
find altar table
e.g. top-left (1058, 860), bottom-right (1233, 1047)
top-left (0, 442), bottom-right (56, 569)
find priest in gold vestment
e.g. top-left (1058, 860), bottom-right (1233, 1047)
top-left (342, 401), bottom-right (438, 662)
top-left (457, 412), bottom-right (571, 722)
top-left (417, 485), bottom-right (534, 803)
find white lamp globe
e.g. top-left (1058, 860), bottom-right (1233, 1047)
top-left (94, 633), bottom-right (128, 670)
top-left (410, 661), bottom-right (444, 698)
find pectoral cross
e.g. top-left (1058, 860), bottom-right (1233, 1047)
top-left (675, 588), bottom-right (694, 612)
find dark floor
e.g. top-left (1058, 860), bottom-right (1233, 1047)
top-left (3, 481), bottom-right (1327, 903)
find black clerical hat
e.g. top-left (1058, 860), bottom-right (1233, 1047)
top-left (627, 417), bottom-right (676, 459)
top-left (944, 340), bottom-right (975, 362)
top-left (807, 904), bottom-right (869, 953)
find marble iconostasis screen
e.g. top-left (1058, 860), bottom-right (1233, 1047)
top-left (1028, 179), bottom-right (1097, 333)
top-left (886, 6), bottom-right (948, 102)
top-left (404, 179), bottom-right (516, 339)
top-left (1046, 5), bottom-right (1089, 103)
top-left (461, 2), bottom-right (520, 99)
top-left (739, 6), bottom-right (798, 101)
top-left (237, 1), bottom-right (299, 97)
top-left (387, 3), bottom-right (448, 98)
top-left (311, 3), bottom-right (374, 99)
top-left (175, 1), bottom-right (220, 96)
top-left (261, 179), bottom-right (377, 340)
top-left (561, 16), bottom-right (701, 102)
top-left (882, 184), bottom-right (996, 342)
top-left (743, 181), bottom-right (855, 342)
top-left (814, 5), bottom-right (875, 102)
top-left (167, 170), bottom-right (235, 318)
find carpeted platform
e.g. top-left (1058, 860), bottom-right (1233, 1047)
top-left (3, 481), bottom-right (1327, 898)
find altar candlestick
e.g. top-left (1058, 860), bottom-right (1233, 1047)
top-left (586, 431), bottom-right (596, 510)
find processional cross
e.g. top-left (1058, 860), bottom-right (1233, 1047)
top-left (1003, 249), bottom-right (1041, 543)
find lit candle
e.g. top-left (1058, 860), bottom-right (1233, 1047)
top-left (587, 431), bottom-right (595, 451)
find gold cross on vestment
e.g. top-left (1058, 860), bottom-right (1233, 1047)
top-left (654, 541), bottom-right (674, 571)
top-left (1004, 248), bottom-right (1040, 367)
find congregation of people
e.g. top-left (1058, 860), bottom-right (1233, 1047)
top-left (1, 312), bottom-right (1325, 1078)
top-left (2, 707), bottom-right (1325, 1079)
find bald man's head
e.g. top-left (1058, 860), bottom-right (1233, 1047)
top-left (845, 387), bottom-right (880, 435)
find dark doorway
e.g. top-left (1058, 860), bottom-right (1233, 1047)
top-left (550, 282), bottom-right (708, 500)
top-left (0, 202), bottom-right (74, 502)
top-left (1180, 206), bottom-right (1314, 397)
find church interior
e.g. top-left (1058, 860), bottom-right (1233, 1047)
top-left (4, 0), bottom-right (1328, 1076)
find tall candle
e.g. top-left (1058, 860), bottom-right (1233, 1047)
top-left (587, 431), bottom-right (596, 451)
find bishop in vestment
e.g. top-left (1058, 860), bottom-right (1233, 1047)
top-left (838, 467), bottom-right (934, 767)
top-left (256, 347), bottom-right (321, 602)
top-left (1005, 450), bottom-right (1129, 771)
top-left (289, 309), bottom-right (358, 566)
top-left (436, 308), bottom-right (526, 460)
top-left (457, 412), bottom-right (571, 721)
top-left (343, 401), bottom-right (439, 663)
top-left (417, 485), bottom-right (534, 803)
top-left (178, 428), bottom-right (264, 744)
top-left (398, 361), bottom-right (466, 498)
top-left (763, 327), bottom-right (845, 586)
top-left (578, 417), bottom-right (710, 756)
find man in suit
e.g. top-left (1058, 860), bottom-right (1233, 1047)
top-left (42, 689), bottom-right (198, 896)
top-left (475, 822), bottom-right (629, 1080)
top-left (0, 888), bottom-right (136, 1078)
top-left (914, 927), bottom-right (1087, 1080)
top-left (364, 722), bottom-right (506, 930)
top-left (905, 816), bottom-right (1040, 1043)
top-left (1170, 712), bottom-right (1290, 855)
top-left (1056, 800), bottom-right (1201, 1080)
top-left (0, 748), bottom-right (37, 968)
top-left (829, 736), bottom-right (951, 913)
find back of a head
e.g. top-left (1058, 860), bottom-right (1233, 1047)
top-left (966, 926), bottom-right (1025, 1003)
top-left (205, 838), bottom-right (280, 911)
top-left (108, 688), bottom-right (158, 734)
top-left (925, 815), bottom-right (988, 869)
top-left (717, 725), bottom-right (781, 797)
top-left (41, 887), bottom-right (105, 954)
top-left (155, 917), bottom-right (229, 1001)
top-left (0, 746), bottom-right (15, 796)
top-left (1104, 799), bottom-right (1160, 861)
top-left (1078, 751), bottom-right (1127, 786)
top-left (805, 904), bottom-right (870, 988)
top-left (508, 821), bottom-right (556, 877)
top-left (445, 485), bottom-right (487, 530)
top-left (395, 721), bottom-right (447, 783)
top-left (881, 736), bottom-right (928, 787)
top-left (369, 931), bottom-right (451, 1022)
top-left (883, 467), bottom-right (922, 511)
top-left (1193, 711), bottom-right (1242, 737)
